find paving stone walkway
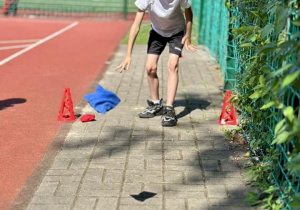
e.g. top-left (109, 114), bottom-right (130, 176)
top-left (24, 45), bottom-right (255, 210)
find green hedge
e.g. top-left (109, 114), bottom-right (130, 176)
top-left (195, 0), bottom-right (300, 209)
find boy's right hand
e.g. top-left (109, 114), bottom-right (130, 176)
top-left (115, 56), bottom-right (131, 73)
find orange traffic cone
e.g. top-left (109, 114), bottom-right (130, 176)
top-left (218, 90), bottom-right (237, 125)
top-left (57, 87), bottom-right (76, 121)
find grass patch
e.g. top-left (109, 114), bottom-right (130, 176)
top-left (121, 22), bottom-right (151, 45)
top-left (121, 22), bottom-right (197, 45)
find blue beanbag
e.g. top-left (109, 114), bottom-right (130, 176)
top-left (84, 85), bottom-right (120, 114)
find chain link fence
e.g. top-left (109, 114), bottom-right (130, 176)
top-left (0, 0), bottom-right (137, 19)
top-left (191, 0), bottom-right (235, 91)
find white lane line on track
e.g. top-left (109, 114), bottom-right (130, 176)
top-left (0, 21), bottom-right (78, 66)
top-left (0, 39), bottom-right (40, 44)
top-left (0, 44), bottom-right (31, 50)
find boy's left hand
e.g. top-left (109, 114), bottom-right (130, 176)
top-left (181, 35), bottom-right (197, 52)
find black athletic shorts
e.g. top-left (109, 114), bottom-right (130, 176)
top-left (147, 29), bottom-right (185, 57)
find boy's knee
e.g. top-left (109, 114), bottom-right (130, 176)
top-left (167, 60), bottom-right (179, 73)
top-left (145, 64), bottom-right (157, 75)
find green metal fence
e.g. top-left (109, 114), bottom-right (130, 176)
top-left (194, 0), bottom-right (300, 208)
top-left (191, 0), bottom-right (236, 91)
top-left (0, 0), bottom-right (137, 19)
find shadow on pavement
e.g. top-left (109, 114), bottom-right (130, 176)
top-left (175, 97), bottom-right (211, 119)
top-left (0, 98), bottom-right (26, 110)
top-left (131, 191), bottom-right (157, 202)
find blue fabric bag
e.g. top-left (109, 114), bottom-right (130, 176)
top-left (84, 85), bottom-right (120, 114)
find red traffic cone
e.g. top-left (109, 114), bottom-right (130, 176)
top-left (57, 87), bottom-right (76, 121)
top-left (218, 90), bottom-right (237, 125)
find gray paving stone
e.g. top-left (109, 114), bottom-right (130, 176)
top-left (209, 207), bottom-right (254, 210)
top-left (103, 169), bottom-right (123, 183)
top-left (55, 182), bottom-right (80, 196)
top-left (164, 132), bottom-right (179, 141)
top-left (73, 197), bottom-right (97, 210)
top-left (55, 149), bottom-right (92, 159)
top-left (213, 141), bottom-right (230, 151)
top-left (46, 169), bottom-right (84, 176)
top-left (30, 196), bottom-right (74, 204)
top-left (165, 170), bottom-right (185, 184)
top-left (109, 148), bottom-right (129, 159)
top-left (34, 182), bottom-right (59, 196)
top-left (127, 158), bottom-right (146, 170)
top-left (43, 175), bottom-right (82, 182)
top-left (204, 171), bottom-right (242, 178)
top-left (147, 159), bottom-right (163, 170)
top-left (97, 140), bottom-right (129, 147)
top-left (125, 170), bottom-right (163, 183)
top-left (220, 160), bottom-right (240, 172)
top-left (122, 183), bottom-right (143, 197)
top-left (200, 152), bottom-right (232, 161)
top-left (89, 158), bottom-right (125, 169)
top-left (165, 190), bottom-right (206, 199)
top-left (50, 158), bottom-right (72, 170)
top-left (146, 141), bottom-right (163, 150)
top-left (185, 170), bottom-right (203, 183)
top-left (98, 131), bottom-right (114, 140)
top-left (27, 204), bottom-right (71, 210)
top-left (79, 183), bottom-right (120, 197)
top-left (94, 197), bottom-right (118, 210)
top-left (164, 150), bottom-right (182, 160)
top-left (165, 198), bottom-right (185, 209)
top-left (181, 150), bottom-right (200, 160)
top-left (207, 185), bottom-right (228, 198)
top-left (69, 158), bottom-right (89, 169)
top-left (197, 140), bottom-right (214, 151)
top-left (165, 161), bottom-right (201, 171)
top-left (130, 149), bottom-right (162, 159)
top-left (180, 131), bottom-right (196, 140)
top-left (165, 184), bottom-right (205, 192)
top-left (205, 177), bottom-right (246, 185)
top-left (148, 125), bottom-right (163, 131)
top-left (202, 160), bottom-right (220, 171)
top-left (188, 198), bottom-right (209, 210)
top-left (76, 138), bottom-right (98, 150)
top-left (226, 185), bottom-right (251, 199)
top-left (83, 168), bottom-right (104, 182)
top-left (210, 198), bottom-right (251, 207)
top-left (120, 205), bottom-right (162, 210)
top-left (130, 142), bottom-right (146, 150)
top-left (120, 197), bottom-right (161, 206)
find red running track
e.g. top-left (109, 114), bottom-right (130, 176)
top-left (0, 17), bottom-right (131, 209)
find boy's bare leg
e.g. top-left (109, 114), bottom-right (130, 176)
top-left (146, 54), bottom-right (160, 101)
top-left (166, 54), bottom-right (180, 106)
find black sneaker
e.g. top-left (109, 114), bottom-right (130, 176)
top-left (138, 99), bottom-right (163, 118)
top-left (161, 106), bottom-right (177, 126)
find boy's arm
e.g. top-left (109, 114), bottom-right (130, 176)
top-left (116, 9), bottom-right (144, 73)
top-left (182, 7), bottom-right (196, 51)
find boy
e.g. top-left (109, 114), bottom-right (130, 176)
top-left (116, 0), bottom-right (196, 126)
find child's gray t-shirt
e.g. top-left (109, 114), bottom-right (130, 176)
top-left (135, 0), bottom-right (191, 37)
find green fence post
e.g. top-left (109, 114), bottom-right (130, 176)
top-left (198, 0), bottom-right (205, 44)
top-left (124, 0), bottom-right (128, 20)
